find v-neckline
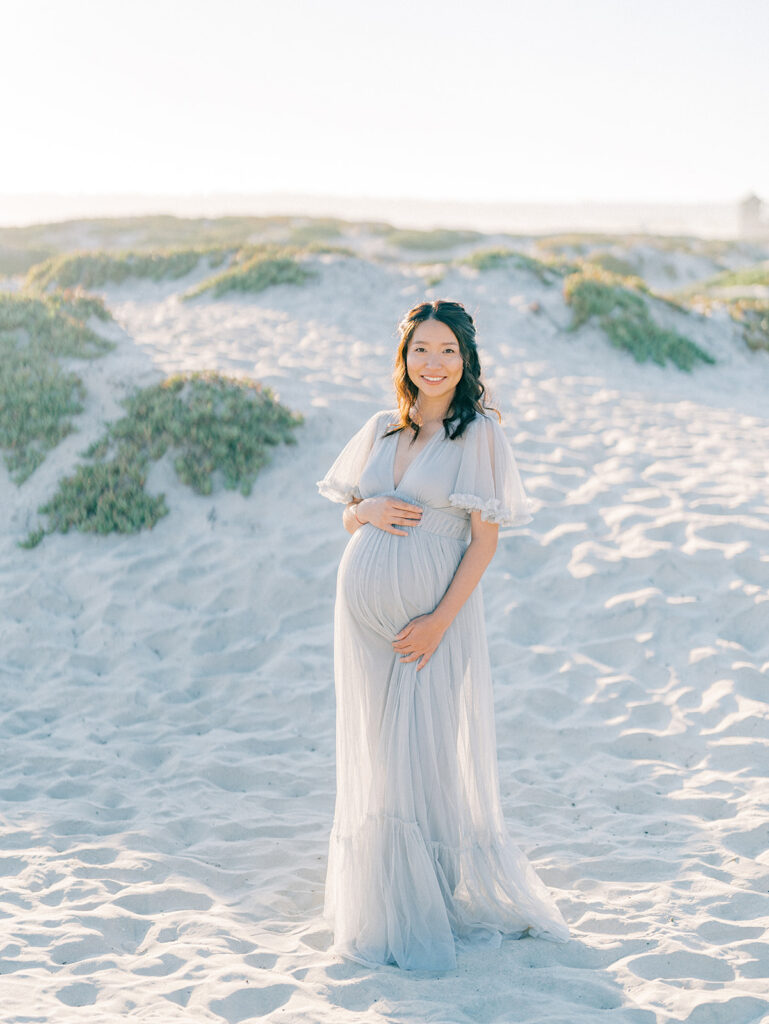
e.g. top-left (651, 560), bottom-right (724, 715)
top-left (391, 425), bottom-right (442, 491)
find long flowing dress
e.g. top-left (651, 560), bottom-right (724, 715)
top-left (316, 407), bottom-right (570, 971)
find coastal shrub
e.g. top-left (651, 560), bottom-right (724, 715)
top-left (563, 267), bottom-right (716, 370)
top-left (0, 215), bottom-right (293, 257)
top-left (533, 233), bottom-right (746, 265)
top-left (385, 228), bottom-right (483, 251)
top-left (0, 245), bottom-right (55, 275)
top-left (727, 298), bottom-right (769, 352)
top-left (288, 219), bottom-right (345, 245)
top-left (699, 264), bottom-right (769, 289)
top-left (0, 290), bottom-right (113, 354)
top-left (0, 291), bottom-right (115, 483)
top-left (460, 247), bottom-right (577, 282)
top-left (26, 247), bottom-right (232, 291)
top-left (301, 241), bottom-right (357, 258)
top-left (23, 371), bottom-right (304, 546)
top-left (535, 232), bottom-right (613, 252)
top-left (183, 244), bottom-right (317, 299)
top-left (585, 251), bottom-right (639, 279)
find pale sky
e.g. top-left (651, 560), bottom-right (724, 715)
top-left (5, 0), bottom-right (768, 204)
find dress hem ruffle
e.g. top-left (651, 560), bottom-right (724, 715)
top-left (324, 810), bottom-right (570, 971)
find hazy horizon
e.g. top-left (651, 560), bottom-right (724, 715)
top-left (0, 191), bottom-right (753, 239)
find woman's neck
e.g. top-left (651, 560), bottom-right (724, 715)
top-left (413, 395), bottom-right (455, 426)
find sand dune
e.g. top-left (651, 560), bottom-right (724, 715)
top-left (1, 254), bottom-right (768, 1022)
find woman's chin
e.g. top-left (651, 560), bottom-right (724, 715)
top-left (413, 381), bottom-right (456, 401)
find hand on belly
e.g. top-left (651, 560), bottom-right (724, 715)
top-left (391, 612), bottom-right (448, 672)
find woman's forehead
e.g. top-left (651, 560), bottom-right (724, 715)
top-left (410, 322), bottom-right (458, 344)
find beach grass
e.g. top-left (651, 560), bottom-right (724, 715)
top-left (533, 232), bottom-right (749, 262)
top-left (692, 264), bottom-right (769, 290)
top-left (459, 247), bottom-right (578, 282)
top-left (563, 265), bottom-right (716, 370)
top-left (0, 245), bottom-right (56, 275)
top-left (0, 290), bottom-right (115, 483)
top-left (583, 250), bottom-right (640, 278)
top-left (182, 243), bottom-right (318, 299)
top-left (23, 242), bottom-right (354, 301)
top-left (725, 298), bottom-right (769, 352)
top-left (0, 214), bottom-right (292, 255)
top-left (287, 219), bottom-right (345, 246)
top-left (22, 371), bottom-right (304, 547)
top-left (384, 227), bottom-right (484, 251)
top-left (0, 214), bottom-right (367, 272)
top-left (25, 247), bottom-right (232, 291)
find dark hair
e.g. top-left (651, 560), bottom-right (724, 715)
top-left (382, 299), bottom-right (501, 445)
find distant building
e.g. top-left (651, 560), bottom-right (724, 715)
top-left (738, 193), bottom-right (769, 239)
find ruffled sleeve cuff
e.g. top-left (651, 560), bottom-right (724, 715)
top-left (448, 491), bottom-right (534, 527)
top-left (315, 477), bottom-right (362, 504)
top-left (448, 413), bottom-right (534, 529)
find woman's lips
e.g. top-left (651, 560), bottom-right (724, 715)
top-left (421, 375), bottom-right (446, 383)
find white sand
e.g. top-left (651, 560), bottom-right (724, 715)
top-left (1, 251), bottom-right (768, 1022)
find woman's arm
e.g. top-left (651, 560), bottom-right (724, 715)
top-left (392, 510), bottom-right (499, 670)
top-left (343, 498), bottom-right (366, 535)
top-left (431, 511), bottom-right (499, 629)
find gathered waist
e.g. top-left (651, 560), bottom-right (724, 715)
top-left (405, 504), bottom-right (470, 541)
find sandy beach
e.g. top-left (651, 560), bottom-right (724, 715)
top-left (1, 245), bottom-right (768, 1022)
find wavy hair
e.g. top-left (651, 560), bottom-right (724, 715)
top-left (382, 299), bottom-right (500, 445)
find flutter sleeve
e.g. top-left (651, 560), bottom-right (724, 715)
top-left (316, 409), bottom-right (384, 504)
top-left (448, 413), bottom-right (534, 527)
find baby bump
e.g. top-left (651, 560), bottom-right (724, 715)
top-left (338, 522), bottom-right (465, 639)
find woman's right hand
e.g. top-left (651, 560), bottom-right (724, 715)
top-left (356, 496), bottom-right (423, 536)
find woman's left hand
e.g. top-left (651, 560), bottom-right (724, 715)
top-left (392, 613), bottom-right (448, 672)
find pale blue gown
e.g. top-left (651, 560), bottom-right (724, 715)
top-left (316, 408), bottom-right (570, 971)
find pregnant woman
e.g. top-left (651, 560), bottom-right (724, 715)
top-left (316, 299), bottom-right (570, 971)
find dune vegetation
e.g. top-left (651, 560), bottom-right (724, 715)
top-left (665, 257), bottom-right (769, 353)
top-left (459, 247), bottom-right (578, 282)
top-left (286, 219), bottom-right (345, 246)
top-left (0, 213), bottom-right (370, 277)
top-left (699, 264), bottom-right (769, 289)
top-left (533, 231), bottom-right (759, 263)
top-left (0, 214), bottom-right (287, 257)
top-left (182, 243), bottom-right (318, 299)
top-left (25, 247), bottom-right (232, 291)
top-left (22, 371), bottom-right (304, 548)
top-left (0, 290), bottom-right (115, 483)
top-left (563, 265), bottom-right (715, 370)
top-left (21, 241), bottom-right (357, 300)
top-left (725, 298), bottom-right (769, 352)
top-left (582, 250), bottom-right (640, 279)
top-left (383, 227), bottom-right (484, 251)
top-left (453, 246), bottom-right (716, 369)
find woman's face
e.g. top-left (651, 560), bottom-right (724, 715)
top-left (406, 319), bottom-right (464, 405)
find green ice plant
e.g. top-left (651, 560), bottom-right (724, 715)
top-left (22, 371), bottom-right (304, 548)
top-left (459, 247), bottom-right (578, 282)
top-left (0, 290), bottom-right (114, 483)
top-left (25, 247), bottom-right (231, 291)
top-left (183, 243), bottom-right (317, 299)
top-left (563, 265), bottom-right (716, 370)
top-left (384, 227), bottom-right (483, 251)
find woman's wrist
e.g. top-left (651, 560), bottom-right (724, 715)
top-left (352, 499), bottom-right (366, 525)
top-left (431, 606), bottom-right (453, 631)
